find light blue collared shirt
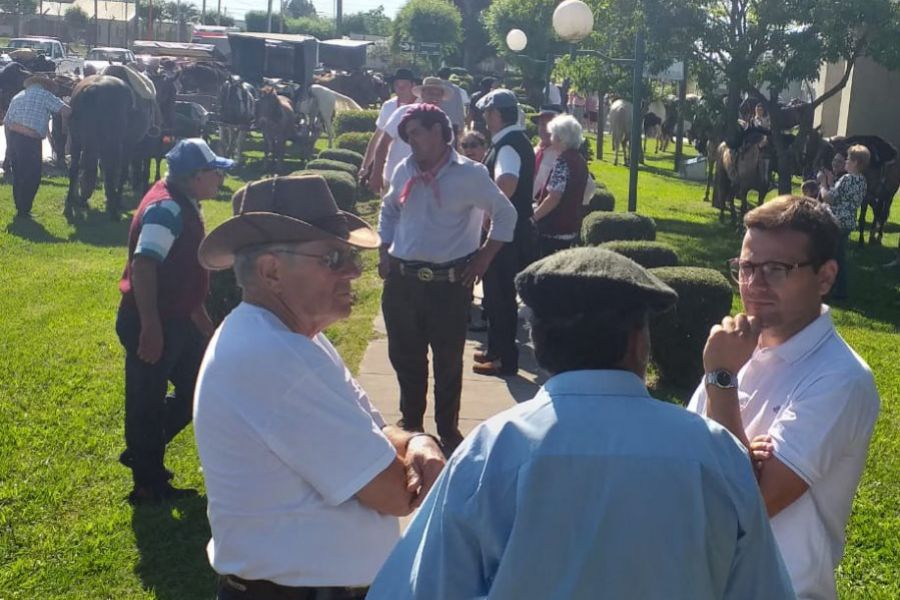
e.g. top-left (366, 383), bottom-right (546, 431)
top-left (368, 370), bottom-right (796, 600)
top-left (379, 149), bottom-right (517, 264)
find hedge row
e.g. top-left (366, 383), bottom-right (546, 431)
top-left (581, 212), bottom-right (656, 246)
top-left (318, 148), bottom-right (365, 168)
top-left (306, 158), bottom-right (358, 178)
top-left (599, 240), bottom-right (679, 269)
top-left (333, 110), bottom-right (380, 136)
top-left (587, 186), bottom-right (615, 212)
top-left (336, 132), bottom-right (373, 155)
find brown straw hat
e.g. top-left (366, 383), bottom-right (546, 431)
top-left (198, 174), bottom-right (380, 270)
top-left (412, 76), bottom-right (452, 101)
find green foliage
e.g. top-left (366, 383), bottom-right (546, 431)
top-left (285, 15), bottom-right (336, 39)
top-left (335, 131), bottom-right (373, 155)
top-left (392, 0), bottom-right (462, 55)
top-left (648, 266), bottom-right (733, 388)
top-left (285, 0), bottom-right (317, 18)
top-left (206, 269), bottom-right (242, 326)
top-left (244, 10), bottom-right (280, 32)
top-left (318, 148), bottom-right (365, 168)
top-left (524, 118), bottom-right (538, 141)
top-left (587, 186), bottom-right (616, 212)
top-left (598, 240), bottom-right (679, 268)
top-left (293, 169), bottom-right (357, 210)
top-left (581, 211), bottom-right (656, 245)
top-left (449, 73), bottom-right (473, 94)
top-left (340, 6), bottom-right (392, 37)
top-left (63, 6), bottom-right (89, 41)
top-left (200, 11), bottom-right (235, 26)
top-left (306, 158), bottom-right (359, 177)
top-left (333, 109), bottom-right (380, 135)
top-left (449, 0), bottom-right (493, 70)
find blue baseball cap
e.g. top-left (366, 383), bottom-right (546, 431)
top-left (475, 88), bottom-right (519, 111)
top-left (165, 138), bottom-right (234, 178)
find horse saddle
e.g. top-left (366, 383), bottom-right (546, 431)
top-left (106, 65), bottom-right (156, 102)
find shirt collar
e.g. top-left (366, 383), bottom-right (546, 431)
top-left (541, 369), bottom-right (651, 399)
top-left (492, 123), bottom-right (525, 144)
top-left (764, 305), bottom-right (835, 365)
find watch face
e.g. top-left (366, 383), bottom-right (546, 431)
top-left (716, 370), bottom-right (734, 387)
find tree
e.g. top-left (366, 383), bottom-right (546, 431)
top-left (64, 6), bottom-right (90, 44)
top-left (0, 0), bottom-right (37, 37)
top-left (245, 10), bottom-right (282, 32)
top-left (201, 11), bottom-right (235, 26)
top-left (392, 0), bottom-right (462, 62)
top-left (340, 6), bottom-right (392, 37)
top-left (451, 0), bottom-right (493, 70)
top-left (285, 16), bottom-right (336, 39)
top-left (285, 0), bottom-right (317, 19)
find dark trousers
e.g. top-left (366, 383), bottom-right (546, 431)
top-left (382, 273), bottom-right (471, 448)
top-left (116, 306), bottom-right (207, 487)
top-left (539, 235), bottom-right (576, 258)
top-left (217, 576), bottom-right (367, 600)
top-left (5, 128), bottom-right (43, 215)
top-left (482, 241), bottom-right (521, 370)
top-left (834, 231), bottom-right (850, 298)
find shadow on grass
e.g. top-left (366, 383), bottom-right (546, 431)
top-left (132, 494), bottom-right (217, 600)
top-left (6, 216), bottom-right (66, 243)
top-left (652, 216), bottom-right (741, 270)
top-left (66, 209), bottom-right (132, 247)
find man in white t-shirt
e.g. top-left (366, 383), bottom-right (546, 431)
top-left (436, 67), bottom-right (466, 135)
top-left (360, 68), bottom-right (418, 189)
top-left (687, 195), bottom-right (879, 600)
top-left (194, 174), bottom-right (446, 600)
top-left (367, 77), bottom-right (451, 194)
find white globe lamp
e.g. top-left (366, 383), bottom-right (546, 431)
top-left (506, 29), bottom-right (528, 52)
top-left (552, 0), bottom-right (595, 43)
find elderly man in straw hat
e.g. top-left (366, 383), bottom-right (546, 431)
top-left (368, 247), bottom-right (796, 599)
top-left (193, 174), bottom-right (446, 600)
top-left (367, 75), bottom-right (452, 194)
top-left (3, 73), bottom-right (71, 218)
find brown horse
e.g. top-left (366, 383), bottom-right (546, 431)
top-left (255, 87), bottom-right (296, 173)
top-left (713, 129), bottom-right (772, 225)
top-left (313, 69), bottom-right (390, 108)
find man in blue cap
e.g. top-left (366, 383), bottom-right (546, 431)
top-left (116, 138), bottom-right (233, 504)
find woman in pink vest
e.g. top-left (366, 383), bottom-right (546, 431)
top-left (532, 115), bottom-right (589, 257)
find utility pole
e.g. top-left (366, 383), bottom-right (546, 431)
top-left (279, 0), bottom-right (284, 33)
top-left (94, 0), bottom-right (99, 46)
top-left (336, 0), bottom-right (343, 34)
top-left (673, 59), bottom-right (688, 172)
top-left (217, 0), bottom-right (222, 25)
top-left (202, 0), bottom-right (206, 24)
top-left (148, 0), bottom-right (153, 40)
top-left (267, 0), bottom-right (273, 32)
top-left (627, 27), bottom-right (645, 212)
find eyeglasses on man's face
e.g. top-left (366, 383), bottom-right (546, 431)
top-left (274, 246), bottom-right (363, 272)
top-left (727, 258), bottom-right (816, 286)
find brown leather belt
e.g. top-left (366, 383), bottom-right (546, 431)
top-left (219, 574), bottom-right (368, 599)
top-left (394, 254), bottom-right (474, 283)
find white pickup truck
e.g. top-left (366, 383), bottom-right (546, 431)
top-left (3, 37), bottom-right (83, 75)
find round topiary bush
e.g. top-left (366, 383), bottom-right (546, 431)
top-left (336, 132), bottom-right (373, 155)
top-left (293, 169), bottom-right (357, 211)
top-left (306, 158), bottom-right (358, 177)
top-left (333, 109), bottom-right (380, 136)
top-left (649, 267), bottom-right (734, 389)
top-left (587, 187), bottom-right (616, 212)
top-left (318, 148), bottom-right (364, 168)
top-left (581, 212), bottom-right (656, 245)
top-left (206, 269), bottom-right (242, 326)
top-left (599, 240), bottom-right (679, 268)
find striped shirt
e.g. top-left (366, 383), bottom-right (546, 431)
top-left (3, 86), bottom-right (65, 137)
top-left (134, 198), bottom-right (200, 262)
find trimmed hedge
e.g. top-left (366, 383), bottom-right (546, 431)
top-left (336, 131), bottom-right (373, 155)
top-left (334, 110), bottom-right (380, 136)
top-left (293, 169), bottom-right (357, 211)
top-left (599, 240), bottom-right (679, 269)
top-left (318, 148), bottom-right (364, 168)
top-left (524, 118), bottom-right (538, 142)
top-left (307, 158), bottom-right (359, 177)
top-left (588, 186), bottom-right (616, 212)
top-left (581, 212), bottom-right (656, 245)
top-left (649, 267), bottom-right (734, 389)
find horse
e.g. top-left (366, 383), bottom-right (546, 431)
top-left (608, 99), bottom-right (632, 166)
top-left (65, 75), bottom-right (134, 219)
top-left (255, 86), bottom-right (296, 173)
top-left (642, 112), bottom-right (662, 155)
top-left (804, 131), bottom-right (899, 245)
top-left (313, 69), bottom-right (390, 108)
top-left (137, 71), bottom-right (180, 187)
top-left (0, 62), bottom-right (31, 116)
top-left (217, 76), bottom-right (256, 165)
top-left (712, 128), bottom-right (772, 225)
top-left (180, 62), bottom-right (229, 95)
top-left (295, 84), bottom-right (362, 148)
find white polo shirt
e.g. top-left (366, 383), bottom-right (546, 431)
top-left (194, 303), bottom-right (400, 587)
top-left (382, 103), bottom-right (417, 184)
top-left (687, 306), bottom-right (879, 600)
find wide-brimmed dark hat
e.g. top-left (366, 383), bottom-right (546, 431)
top-left (529, 104), bottom-right (564, 123)
top-left (388, 68), bottom-right (417, 84)
top-left (24, 74), bottom-right (55, 91)
top-left (199, 174), bottom-right (380, 270)
top-left (515, 247), bottom-right (678, 318)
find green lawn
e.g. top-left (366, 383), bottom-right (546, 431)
top-left (0, 134), bottom-right (897, 598)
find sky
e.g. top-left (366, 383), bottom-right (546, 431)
top-left (189, 0), bottom-right (406, 21)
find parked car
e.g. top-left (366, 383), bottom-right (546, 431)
top-left (84, 47), bottom-right (135, 73)
top-left (3, 37), bottom-right (83, 74)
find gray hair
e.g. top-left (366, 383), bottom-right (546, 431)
top-left (548, 114), bottom-right (584, 151)
top-left (232, 243), bottom-right (296, 290)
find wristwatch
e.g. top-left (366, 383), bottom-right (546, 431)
top-left (705, 369), bottom-right (738, 389)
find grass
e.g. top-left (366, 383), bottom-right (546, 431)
top-left (0, 132), bottom-right (897, 598)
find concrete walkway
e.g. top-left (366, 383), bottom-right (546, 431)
top-left (359, 286), bottom-right (546, 441)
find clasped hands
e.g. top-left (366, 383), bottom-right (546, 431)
top-left (404, 436), bottom-right (446, 509)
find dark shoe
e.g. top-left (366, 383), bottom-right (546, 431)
top-left (439, 432), bottom-right (464, 457)
top-left (473, 351), bottom-right (495, 364)
top-left (127, 482), bottom-right (197, 506)
top-left (395, 419), bottom-right (424, 433)
top-left (14, 211), bottom-right (32, 220)
top-left (472, 361), bottom-right (517, 377)
top-left (119, 449), bottom-right (174, 482)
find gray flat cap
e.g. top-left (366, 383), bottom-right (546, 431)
top-left (475, 88), bottom-right (519, 111)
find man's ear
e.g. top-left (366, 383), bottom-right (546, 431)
top-left (818, 258), bottom-right (838, 296)
top-left (256, 253), bottom-right (283, 293)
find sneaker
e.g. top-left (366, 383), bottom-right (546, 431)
top-left (127, 482), bottom-right (197, 506)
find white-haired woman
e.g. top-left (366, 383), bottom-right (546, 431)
top-left (532, 114), bottom-right (589, 257)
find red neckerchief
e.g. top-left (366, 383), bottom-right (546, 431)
top-left (399, 148), bottom-right (452, 207)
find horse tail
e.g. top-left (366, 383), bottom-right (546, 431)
top-left (319, 86), bottom-right (362, 112)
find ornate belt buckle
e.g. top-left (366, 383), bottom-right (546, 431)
top-left (417, 267), bottom-right (434, 282)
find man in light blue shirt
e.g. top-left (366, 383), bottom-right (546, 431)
top-left (368, 248), bottom-right (796, 600)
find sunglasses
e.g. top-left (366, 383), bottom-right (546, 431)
top-left (460, 142), bottom-right (484, 150)
top-left (274, 247), bottom-right (363, 272)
